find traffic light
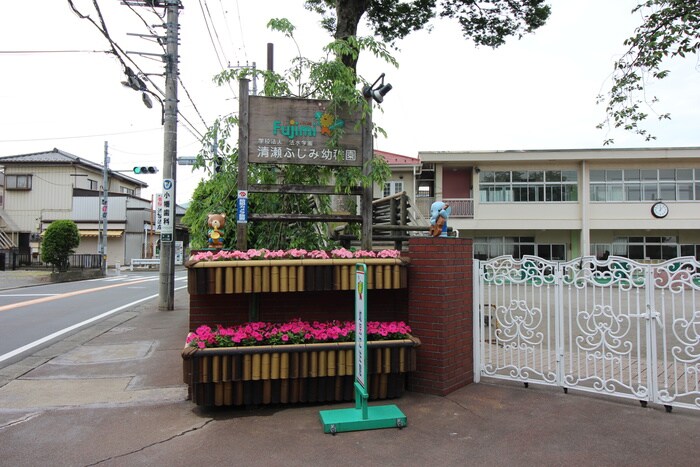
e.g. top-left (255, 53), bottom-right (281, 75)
top-left (133, 166), bottom-right (158, 174)
top-left (214, 156), bottom-right (223, 173)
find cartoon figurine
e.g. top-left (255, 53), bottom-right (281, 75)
top-left (207, 213), bottom-right (226, 249)
top-left (429, 201), bottom-right (451, 237)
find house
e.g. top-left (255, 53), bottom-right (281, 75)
top-left (0, 149), bottom-right (161, 268)
top-left (381, 146), bottom-right (700, 262)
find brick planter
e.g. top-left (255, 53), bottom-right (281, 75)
top-left (182, 337), bottom-right (420, 407)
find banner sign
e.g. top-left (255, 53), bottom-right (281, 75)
top-left (355, 263), bottom-right (368, 389)
top-left (248, 96), bottom-right (362, 167)
top-left (236, 190), bottom-right (248, 224)
top-left (161, 178), bottom-right (174, 242)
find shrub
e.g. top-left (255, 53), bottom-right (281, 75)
top-left (41, 220), bottom-right (80, 272)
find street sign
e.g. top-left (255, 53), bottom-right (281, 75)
top-left (177, 157), bottom-right (197, 165)
top-left (237, 190), bottom-right (248, 224)
top-left (161, 178), bottom-right (174, 243)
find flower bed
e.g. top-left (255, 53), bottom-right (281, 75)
top-left (186, 248), bottom-right (409, 294)
top-left (182, 320), bottom-right (420, 407)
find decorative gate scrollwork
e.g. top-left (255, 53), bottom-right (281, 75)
top-left (475, 255), bottom-right (700, 412)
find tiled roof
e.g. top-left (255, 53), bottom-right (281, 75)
top-left (375, 150), bottom-right (420, 166)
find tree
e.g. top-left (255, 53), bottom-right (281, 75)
top-left (598, 0), bottom-right (700, 144)
top-left (182, 19), bottom-right (394, 251)
top-left (41, 220), bottom-right (80, 272)
top-left (305, 0), bottom-right (552, 69)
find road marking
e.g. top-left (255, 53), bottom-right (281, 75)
top-left (0, 278), bottom-right (152, 313)
top-left (0, 284), bottom-right (188, 364)
top-left (0, 294), bottom-right (59, 297)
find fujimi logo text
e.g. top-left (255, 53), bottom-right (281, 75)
top-left (272, 120), bottom-right (317, 140)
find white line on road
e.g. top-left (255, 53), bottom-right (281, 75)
top-left (0, 284), bottom-right (188, 365)
top-left (0, 294), bottom-right (59, 297)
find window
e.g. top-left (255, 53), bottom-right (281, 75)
top-left (606, 236), bottom-right (680, 260)
top-left (383, 181), bottom-right (404, 197)
top-left (479, 170), bottom-right (577, 203)
top-left (88, 179), bottom-right (98, 191)
top-left (474, 236), bottom-right (566, 261)
top-left (6, 174), bottom-right (32, 190)
top-left (590, 168), bottom-right (700, 202)
top-left (120, 186), bottom-right (135, 196)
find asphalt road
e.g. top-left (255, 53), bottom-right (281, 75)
top-left (0, 271), bottom-right (188, 367)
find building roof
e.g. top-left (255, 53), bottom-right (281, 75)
top-left (0, 148), bottom-right (149, 187)
top-left (375, 150), bottom-right (421, 166)
top-left (419, 146), bottom-right (700, 164)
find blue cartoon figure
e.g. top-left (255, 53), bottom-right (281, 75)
top-left (429, 201), bottom-right (451, 237)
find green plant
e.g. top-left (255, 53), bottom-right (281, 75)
top-left (182, 20), bottom-right (395, 251)
top-left (41, 220), bottom-right (80, 272)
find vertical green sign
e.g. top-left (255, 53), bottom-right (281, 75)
top-left (318, 263), bottom-right (406, 434)
top-left (355, 263), bottom-right (367, 390)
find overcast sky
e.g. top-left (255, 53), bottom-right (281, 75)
top-left (1, 0), bottom-right (698, 203)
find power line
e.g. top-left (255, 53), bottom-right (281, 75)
top-left (0, 50), bottom-right (110, 54)
top-left (198, 0), bottom-right (226, 70)
top-left (204, 0), bottom-right (229, 64)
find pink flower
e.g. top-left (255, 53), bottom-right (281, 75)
top-left (331, 248), bottom-right (354, 259)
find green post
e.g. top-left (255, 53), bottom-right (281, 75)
top-left (319, 263), bottom-right (407, 434)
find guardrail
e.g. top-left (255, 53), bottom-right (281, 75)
top-left (130, 258), bottom-right (160, 270)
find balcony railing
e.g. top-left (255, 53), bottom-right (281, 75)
top-left (416, 197), bottom-right (474, 218)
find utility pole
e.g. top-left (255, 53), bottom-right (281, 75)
top-left (122, 0), bottom-right (180, 309)
top-left (159, 0), bottom-right (179, 311)
top-left (99, 141), bottom-right (109, 275)
top-left (229, 61), bottom-right (257, 95)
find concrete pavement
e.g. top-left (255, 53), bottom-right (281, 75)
top-left (0, 271), bottom-right (698, 466)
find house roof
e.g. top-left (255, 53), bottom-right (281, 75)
top-left (0, 148), bottom-right (149, 187)
top-left (375, 150), bottom-right (421, 166)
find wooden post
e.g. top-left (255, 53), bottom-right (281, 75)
top-left (237, 78), bottom-right (249, 250)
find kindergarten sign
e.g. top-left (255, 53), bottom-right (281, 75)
top-left (247, 96), bottom-right (362, 167)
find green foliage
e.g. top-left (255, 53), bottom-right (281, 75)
top-left (598, 0), bottom-right (699, 144)
top-left (184, 20), bottom-right (396, 251)
top-left (305, 0), bottom-right (551, 68)
top-left (41, 220), bottom-right (80, 272)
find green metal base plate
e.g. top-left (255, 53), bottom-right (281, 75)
top-left (319, 404), bottom-right (407, 434)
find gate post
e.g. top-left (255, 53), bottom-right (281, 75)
top-left (407, 237), bottom-right (473, 396)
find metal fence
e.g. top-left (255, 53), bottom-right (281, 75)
top-left (474, 255), bottom-right (700, 413)
top-left (11, 253), bottom-right (103, 270)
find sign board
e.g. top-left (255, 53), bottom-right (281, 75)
top-left (161, 179), bottom-right (174, 242)
top-left (355, 263), bottom-right (367, 389)
top-left (248, 96), bottom-right (362, 167)
top-left (175, 241), bottom-right (184, 265)
top-left (155, 194), bottom-right (163, 232)
top-left (177, 157), bottom-right (197, 165)
top-left (236, 190), bottom-right (248, 224)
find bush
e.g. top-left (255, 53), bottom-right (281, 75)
top-left (41, 220), bottom-right (80, 272)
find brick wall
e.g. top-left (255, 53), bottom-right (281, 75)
top-left (406, 237), bottom-right (473, 395)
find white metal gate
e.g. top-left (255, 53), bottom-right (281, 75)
top-left (473, 255), bottom-right (700, 412)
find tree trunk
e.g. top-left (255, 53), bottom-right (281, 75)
top-left (335, 0), bottom-right (368, 71)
